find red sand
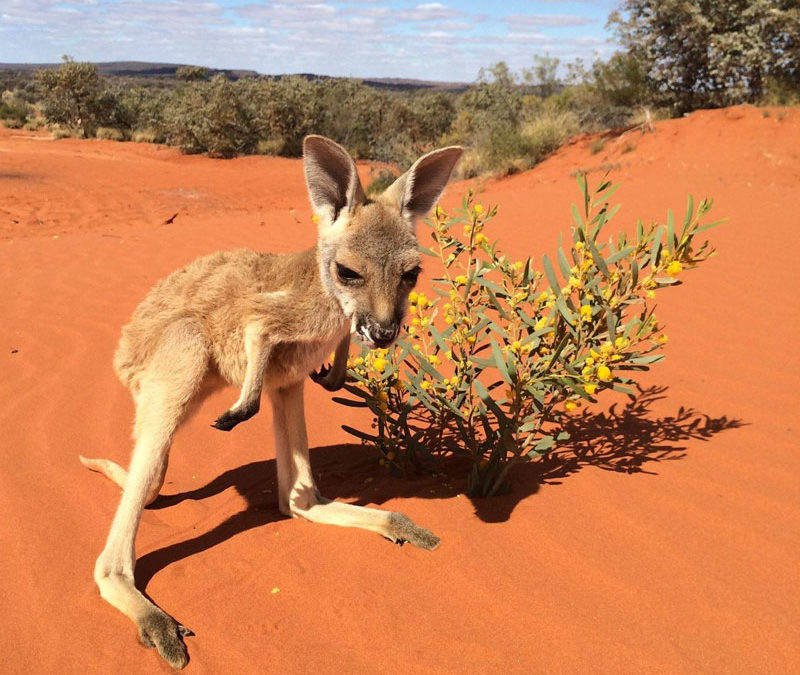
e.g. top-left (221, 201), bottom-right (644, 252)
top-left (1, 106), bottom-right (798, 673)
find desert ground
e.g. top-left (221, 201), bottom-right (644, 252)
top-left (1, 106), bottom-right (798, 673)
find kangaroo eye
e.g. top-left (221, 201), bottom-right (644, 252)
top-left (402, 266), bottom-right (422, 284)
top-left (336, 263), bottom-right (363, 283)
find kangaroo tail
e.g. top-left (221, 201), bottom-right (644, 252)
top-left (79, 455), bottom-right (128, 490)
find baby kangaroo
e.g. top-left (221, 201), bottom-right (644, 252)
top-left (79, 135), bottom-right (462, 669)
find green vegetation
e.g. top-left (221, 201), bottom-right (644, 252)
top-left (0, 1), bottom-right (796, 172)
top-left (339, 179), bottom-right (721, 496)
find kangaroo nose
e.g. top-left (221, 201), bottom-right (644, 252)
top-left (369, 323), bottom-right (398, 346)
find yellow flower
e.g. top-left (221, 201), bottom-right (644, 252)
top-left (535, 317), bottom-right (548, 331)
top-left (536, 291), bottom-right (549, 303)
top-left (467, 335), bottom-right (476, 344)
top-left (597, 364), bottom-right (612, 382)
top-left (445, 350), bottom-right (453, 360)
top-left (311, 214), bottom-right (319, 224)
top-left (445, 316), bottom-right (453, 325)
top-left (585, 357), bottom-right (594, 366)
top-left (510, 340), bottom-right (521, 352)
top-left (435, 205), bottom-right (444, 217)
top-left (647, 290), bottom-right (656, 299)
top-left (420, 381), bottom-right (431, 391)
top-left (463, 224), bottom-right (473, 236)
top-left (575, 241), bottom-right (584, 251)
top-left (667, 260), bottom-right (682, 277)
top-left (657, 334), bottom-right (668, 344)
top-left (582, 365), bottom-right (594, 377)
top-left (600, 341), bottom-right (614, 355)
top-left (514, 261), bottom-right (523, 270)
top-left (372, 357), bottom-right (387, 373)
top-left (475, 233), bottom-right (488, 245)
top-left (408, 326), bottom-right (416, 335)
top-left (585, 383), bottom-right (597, 395)
top-left (409, 290), bottom-right (418, 304)
top-left (579, 305), bottom-right (592, 321)
top-left (520, 343), bottom-right (533, 354)
top-left (413, 344), bottom-right (422, 351)
top-left (565, 401), bottom-right (577, 412)
top-left (614, 337), bottom-right (629, 350)
top-left (473, 203), bottom-right (484, 215)
top-left (428, 355), bottom-right (440, 365)
top-left (417, 293), bottom-right (429, 309)
top-left (455, 275), bottom-right (467, 286)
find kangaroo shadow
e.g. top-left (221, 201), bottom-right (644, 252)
top-left (135, 384), bottom-right (743, 591)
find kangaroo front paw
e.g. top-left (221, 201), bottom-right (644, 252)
top-left (387, 513), bottom-right (440, 551)
top-left (310, 363), bottom-right (342, 391)
top-left (310, 362), bottom-right (331, 383)
top-left (211, 401), bottom-right (259, 431)
top-left (137, 610), bottom-right (192, 669)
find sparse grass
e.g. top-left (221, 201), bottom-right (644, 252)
top-left (96, 126), bottom-right (125, 141)
top-left (366, 169), bottom-right (398, 196)
top-left (521, 111), bottom-right (579, 164)
top-left (131, 128), bottom-right (159, 143)
top-left (590, 137), bottom-right (607, 154)
top-left (256, 138), bottom-right (284, 156)
top-left (51, 125), bottom-right (74, 140)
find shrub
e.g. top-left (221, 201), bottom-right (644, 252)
top-left (0, 93), bottom-right (31, 128)
top-left (338, 178), bottom-right (720, 497)
top-left (35, 57), bottom-right (119, 137)
top-left (610, 0), bottom-right (800, 112)
top-left (95, 126), bottom-right (125, 141)
top-left (163, 75), bottom-right (257, 158)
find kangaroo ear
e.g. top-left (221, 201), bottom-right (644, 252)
top-left (303, 135), bottom-right (366, 225)
top-left (380, 146), bottom-right (462, 221)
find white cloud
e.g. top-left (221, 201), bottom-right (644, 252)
top-left (0, 0), bottom-right (613, 81)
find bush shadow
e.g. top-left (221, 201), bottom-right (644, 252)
top-left (135, 384), bottom-right (743, 591)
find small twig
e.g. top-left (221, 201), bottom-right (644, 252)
top-left (163, 212), bottom-right (179, 225)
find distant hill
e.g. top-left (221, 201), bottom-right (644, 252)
top-left (0, 61), bottom-right (468, 91)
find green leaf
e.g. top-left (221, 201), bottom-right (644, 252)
top-left (542, 254), bottom-right (561, 292)
top-left (585, 235), bottom-right (610, 277)
top-left (666, 209), bottom-right (675, 254)
top-left (534, 435), bottom-right (555, 451)
top-left (555, 295), bottom-right (575, 325)
top-left (490, 338), bottom-right (513, 385)
top-left (649, 225), bottom-right (664, 269)
top-left (606, 246), bottom-right (635, 265)
top-left (629, 354), bottom-right (665, 365)
top-left (571, 203), bottom-right (584, 230)
top-left (558, 245), bottom-right (572, 279)
top-left (341, 425), bottom-right (377, 442)
top-left (474, 380), bottom-right (508, 426)
top-left (331, 397), bottom-right (368, 408)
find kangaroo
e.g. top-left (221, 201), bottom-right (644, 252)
top-left (79, 135), bottom-right (462, 669)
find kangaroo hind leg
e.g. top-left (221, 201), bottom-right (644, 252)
top-left (272, 380), bottom-right (439, 550)
top-left (93, 320), bottom-right (207, 669)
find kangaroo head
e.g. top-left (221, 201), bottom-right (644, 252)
top-left (303, 135), bottom-right (462, 349)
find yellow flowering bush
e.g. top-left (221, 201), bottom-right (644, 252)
top-left (337, 176), bottom-right (720, 497)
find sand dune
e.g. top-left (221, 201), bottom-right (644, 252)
top-left (1, 106), bottom-right (797, 673)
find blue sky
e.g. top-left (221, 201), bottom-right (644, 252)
top-left (0, 1), bottom-right (620, 81)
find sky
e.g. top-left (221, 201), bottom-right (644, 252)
top-left (0, 1), bottom-right (621, 82)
